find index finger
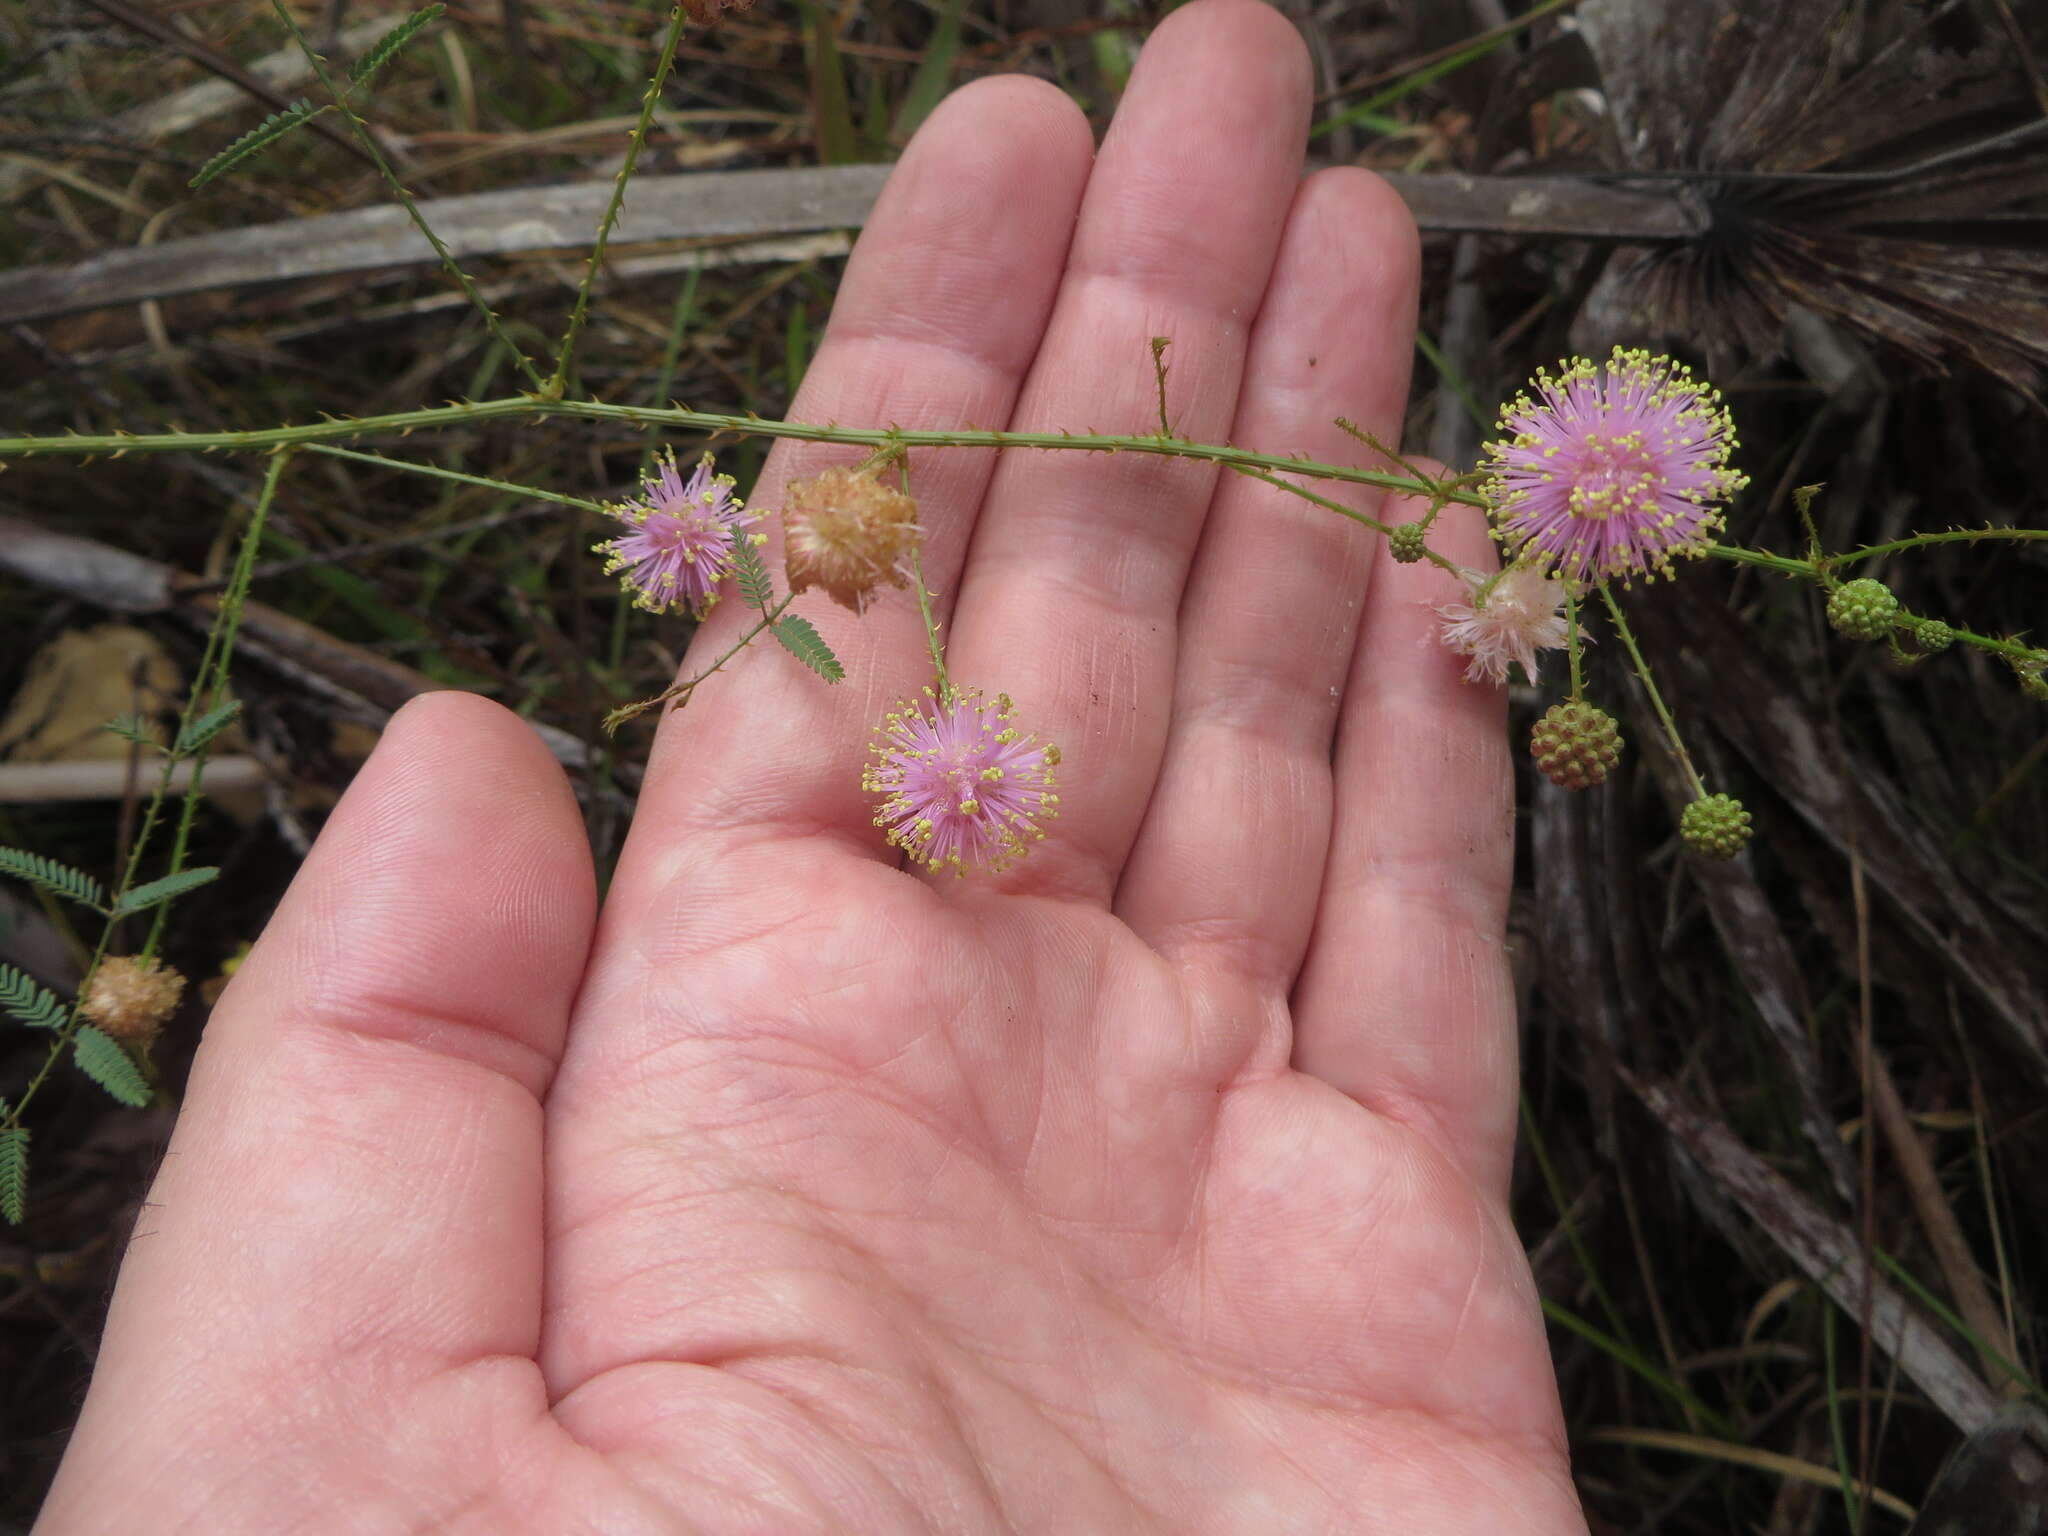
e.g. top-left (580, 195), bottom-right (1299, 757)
top-left (607, 74), bottom-right (1095, 917)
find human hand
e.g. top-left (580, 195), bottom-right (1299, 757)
top-left (41, 3), bottom-right (1585, 1529)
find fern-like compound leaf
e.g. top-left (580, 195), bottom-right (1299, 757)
top-left (189, 101), bottom-right (327, 190)
top-left (175, 699), bottom-right (243, 755)
top-left (0, 847), bottom-right (107, 912)
top-left (102, 713), bottom-right (165, 750)
top-left (0, 965), bottom-right (67, 1030)
top-left (772, 615), bottom-right (845, 683)
top-left (350, 4), bottom-right (446, 94)
top-left (112, 866), bottom-right (220, 917)
top-left (72, 1028), bottom-right (152, 1108)
top-left (732, 538), bottom-right (775, 610)
top-left (0, 1127), bottom-right (27, 1226)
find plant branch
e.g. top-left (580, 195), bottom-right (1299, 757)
top-left (548, 3), bottom-right (691, 396)
top-left (268, 0), bottom-right (548, 391)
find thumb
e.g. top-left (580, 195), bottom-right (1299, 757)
top-left (43, 692), bottom-right (595, 1523)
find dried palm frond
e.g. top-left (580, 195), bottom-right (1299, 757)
top-left (1574, 0), bottom-right (2048, 393)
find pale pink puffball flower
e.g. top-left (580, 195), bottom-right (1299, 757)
top-left (594, 450), bottom-right (758, 616)
top-left (1438, 564), bottom-right (1572, 687)
top-left (1481, 348), bottom-right (1746, 586)
top-left (864, 689), bottom-right (1061, 875)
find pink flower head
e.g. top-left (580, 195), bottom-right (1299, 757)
top-left (595, 450), bottom-right (757, 615)
top-left (1439, 563), bottom-right (1572, 686)
top-left (863, 688), bottom-right (1061, 874)
top-left (1481, 348), bottom-right (1746, 586)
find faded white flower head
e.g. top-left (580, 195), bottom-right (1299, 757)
top-left (782, 466), bottom-right (921, 614)
top-left (1438, 563), bottom-right (1571, 686)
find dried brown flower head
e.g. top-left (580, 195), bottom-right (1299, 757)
top-left (781, 467), bottom-right (921, 614)
top-left (682, 0), bottom-right (756, 26)
top-left (80, 955), bottom-right (186, 1044)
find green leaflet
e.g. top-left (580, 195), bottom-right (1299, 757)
top-left (351, 4), bottom-right (446, 94)
top-left (102, 712), bottom-right (165, 751)
top-left (0, 847), bottom-right (107, 912)
top-left (189, 101), bottom-right (328, 190)
top-left (0, 1126), bottom-right (27, 1226)
top-left (72, 1027), bottom-right (152, 1108)
top-left (773, 615), bottom-right (845, 683)
top-left (112, 866), bottom-right (220, 917)
top-left (731, 538), bottom-right (775, 610)
top-left (175, 699), bottom-right (243, 755)
top-left (0, 965), bottom-right (66, 1030)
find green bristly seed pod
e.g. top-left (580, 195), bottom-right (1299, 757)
top-left (1911, 617), bottom-right (1955, 653)
top-left (1680, 793), bottom-right (1753, 859)
top-left (1826, 578), bottom-right (1900, 641)
top-left (1530, 701), bottom-right (1623, 791)
top-left (1388, 522), bottom-right (1429, 564)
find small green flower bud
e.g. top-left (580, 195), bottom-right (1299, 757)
top-left (2016, 654), bottom-right (2048, 702)
top-left (1912, 617), bottom-right (1955, 653)
top-left (1680, 793), bottom-right (1752, 859)
top-left (1388, 522), bottom-right (1429, 564)
top-left (1530, 701), bottom-right (1623, 790)
top-left (1826, 578), bottom-right (1899, 641)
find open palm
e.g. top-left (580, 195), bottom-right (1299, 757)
top-left (43, 4), bottom-right (1583, 1530)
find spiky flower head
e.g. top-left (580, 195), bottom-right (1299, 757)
top-left (1480, 348), bottom-right (1746, 586)
top-left (594, 450), bottom-right (757, 616)
top-left (1826, 577), bottom-right (1900, 642)
top-left (782, 466), bottom-right (921, 614)
top-left (863, 688), bottom-right (1060, 875)
top-left (1439, 563), bottom-right (1572, 686)
top-left (81, 954), bottom-right (185, 1044)
top-left (1531, 701), bottom-right (1624, 790)
top-left (1680, 793), bottom-right (1753, 859)
top-left (1387, 521), bottom-right (1430, 565)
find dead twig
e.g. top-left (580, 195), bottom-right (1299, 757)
top-left (0, 167), bottom-right (1706, 328)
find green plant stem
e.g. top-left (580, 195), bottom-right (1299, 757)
top-left (549, 3), bottom-right (691, 395)
top-left (1834, 526), bottom-right (2048, 564)
top-left (302, 443), bottom-right (608, 511)
top-left (1599, 583), bottom-right (1706, 800)
top-left (605, 593), bottom-right (796, 728)
top-left (1823, 1300), bottom-right (1864, 1532)
top-left (910, 539), bottom-right (951, 704)
top-left (145, 449), bottom-right (291, 959)
top-left (268, 0), bottom-right (546, 392)
top-left (8, 405), bottom-right (2043, 660)
top-left (0, 400), bottom-right (1475, 502)
top-left (1564, 585), bottom-right (1585, 700)
top-left (1539, 1299), bottom-right (1733, 1438)
top-left (1229, 464), bottom-right (1466, 578)
top-left (2, 451), bottom-right (294, 1141)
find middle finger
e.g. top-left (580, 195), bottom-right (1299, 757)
top-left (939, 0), bottom-right (1314, 903)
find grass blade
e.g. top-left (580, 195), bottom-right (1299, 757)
top-left (800, 0), bottom-right (861, 165)
top-left (891, 0), bottom-right (963, 141)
